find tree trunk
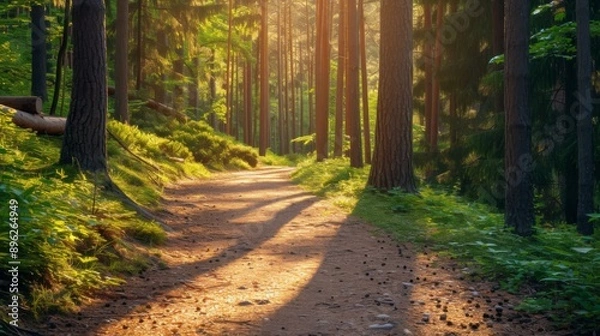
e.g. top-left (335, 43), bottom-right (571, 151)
top-left (258, 0), bottom-right (270, 156)
top-left (504, 0), bottom-right (533, 236)
top-left (244, 59), bottom-right (253, 146)
top-left (287, 1), bottom-right (296, 153)
top-left (188, 56), bottom-right (200, 119)
top-left (59, 0), bottom-right (108, 173)
top-left (430, 0), bottom-right (445, 153)
top-left (307, 0), bottom-right (315, 141)
top-left (492, 0), bottom-right (504, 113)
top-left (576, 0), bottom-right (594, 235)
top-left (315, 0), bottom-right (331, 162)
top-left (115, 0), bottom-right (129, 123)
top-left (30, 5), bottom-right (47, 102)
top-left (368, 0), bottom-right (415, 192)
top-left (225, 0), bottom-right (233, 135)
top-left (154, 29), bottom-right (167, 103)
top-left (135, 0), bottom-right (144, 90)
top-left (334, 0), bottom-right (346, 158)
top-left (277, 2), bottom-right (286, 154)
top-left (346, 0), bottom-right (363, 168)
top-left (50, 0), bottom-right (71, 116)
top-left (423, 3), bottom-right (433, 147)
top-left (359, 0), bottom-right (371, 164)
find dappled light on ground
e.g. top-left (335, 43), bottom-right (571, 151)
top-left (32, 167), bottom-right (558, 336)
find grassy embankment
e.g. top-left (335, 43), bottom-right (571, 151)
top-left (293, 157), bottom-right (600, 334)
top-left (0, 105), bottom-right (258, 319)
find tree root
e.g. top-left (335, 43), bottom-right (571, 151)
top-left (103, 177), bottom-right (173, 232)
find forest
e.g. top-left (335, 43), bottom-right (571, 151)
top-left (0, 0), bottom-right (599, 335)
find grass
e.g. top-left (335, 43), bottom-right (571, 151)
top-left (292, 158), bottom-right (600, 335)
top-left (0, 104), bottom-right (253, 321)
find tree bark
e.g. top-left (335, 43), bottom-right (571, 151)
top-left (0, 96), bottom-right (43, 114)
top-left (315, 0), bottom-right (331, 162)
top-left (244, 59), bottom-right (253, 146)
top-left (135, 0), bottom-right (144, 90)
top-left (50, 0), bottom-right (71, 116)
top-left (115, 0), bottom-right (129, 123)
top-left (423, 3), bottom-right (433, 147)
top-left (504, 0), bottom-right (534, 235)
top-left (30, 5), bottom-right (47, 102)
top-left (59, 0), bottom-right (108, 173)
top-left (258, 0), bottom-right (270, 156)
top-left (576, 0), bottom-right (594, 235)
top-left (346, 0), bottom-right (363, 168)
top-left (430, 0), bottom-right (445, 152)
top-left (359, 0), bottom-right (371, 164)
top-left (367, 0), bottom-right (415, 192)
top-left (334, 0), bottom-right (347, 158)
top-left (492, 0), bottom-right (504, 113)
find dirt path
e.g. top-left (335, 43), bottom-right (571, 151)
top-left (34, 167), bottom-right (558, 336)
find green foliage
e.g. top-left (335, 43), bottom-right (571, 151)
top-left (259, 149), bottom-right (304, 167)
top-left (294, 159), bottom-right (600, 334)
top-left (0, 108), bottom-right (205, 319)
top-left (292, 157), bottom-right (369, 209)
top-left (169, 121), bottom-right (258, 169)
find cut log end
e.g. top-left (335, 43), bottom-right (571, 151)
top-left (0, 96), bottom-right (43, 114)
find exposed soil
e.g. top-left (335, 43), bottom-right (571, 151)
top-left (29, 167), bottom-right (561, 336)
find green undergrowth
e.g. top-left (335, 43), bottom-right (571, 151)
top-left (258, 150), bottom-right (305, 167)
top-left (130, 108), bottom-right (258, 170)
top-left (0, 106), bottom-right (213, 320)
top-left (293, 159), bottom-right (600, 334)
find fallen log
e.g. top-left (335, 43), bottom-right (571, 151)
top-left (11, 110), bottom-right (66, 135)
top-left (107, 86), bottom-right (188, 123)
top-left (0, 96), bottom-right (43, 114)
top-left (143, 99), bottom-right (188, 123)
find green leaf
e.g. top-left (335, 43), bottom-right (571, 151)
top-left (572, 247), bottom-right (593, 254)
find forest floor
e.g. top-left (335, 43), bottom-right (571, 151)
top-left (31, 167), bottom-right (560, 336)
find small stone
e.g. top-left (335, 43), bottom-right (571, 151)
top-left (376, 314), bottom-right (391, 320)
top-left (440, 313), bottom-right (447, 321)
top-left (422, 313), bottom-right (430, 323)
top-left (369, 323), bottom-right (395, 330)
top-left (238, 301), bottom-right (253, 306)
top-left (403, 328), bottom-right (413, 335)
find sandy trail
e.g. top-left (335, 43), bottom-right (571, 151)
top-left (33, 167), bottom-right (556, 336)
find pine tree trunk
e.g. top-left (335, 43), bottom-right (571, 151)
top-left (115, 0), bottom-right (129, 123)
top-left (135, 0), bottom-right (144, 90)
top-left (492, 0), bottom-right (504, 113)
top-left (244, 59), bottom-right (253, 146)
top-left (423, 3), bottom-right (433, 148)
top-left (288, 2), bottom-right (297, 153)
top-left (258, 0), bottom-right (270, 156)
top-left (504, 0), bottom-right (533, 235)
top-left (50, 0), bottom-right (71, 116)
top-left (368, 0), bottom-right (415, 192)
top-left (154, 29), bottom-right (167, 103)
top-left (315, 0), bottom-right (331, 162)
top-left (59, 0), bottom-right (108, 173)
top-left (359, 0), bottom-right (371, 164)
top-left (30, 5), bottom-right (47, 102)
top-left (346, 0), bottom-right (363, 168)
top-left (430, 0), bottom-right (445, 152)
top-left (334, 0), bottom-right (346, 158)
top-left (225, 0), bottom-right (233, 135)
top-left (576, 0), bottom-right (594, 235)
